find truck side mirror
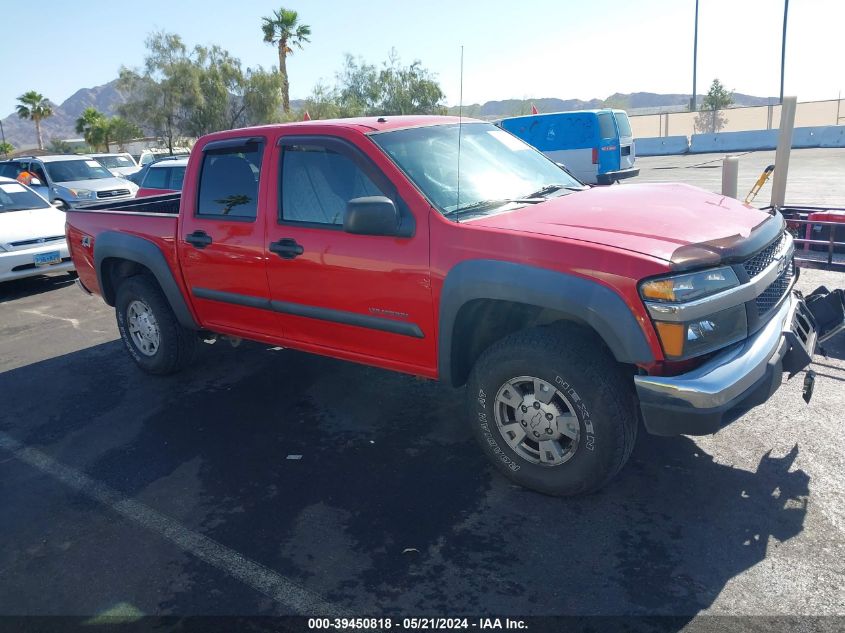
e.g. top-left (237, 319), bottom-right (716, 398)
top-left (343, 196), bottom-right (400, 236)
top-left (30, 177), bottom-right (43, 187)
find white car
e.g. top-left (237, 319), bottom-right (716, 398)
top-left (91, 153), bottom-right (142, 178)
top-left (0, 176), bottom-right (74, 282)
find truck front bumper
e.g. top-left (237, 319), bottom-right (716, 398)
top-left (635, 292), bottom-right (817, 436)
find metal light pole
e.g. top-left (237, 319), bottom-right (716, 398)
top-left (0, 119), bottom-right (7, 157)
top-left (691, 0), bottom-right (699, 111)
top-left (780, 0), bottom-right (789, 103)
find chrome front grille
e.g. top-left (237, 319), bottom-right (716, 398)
top-left (755, 260), bottom-right (794, 317)
top-left (743, 231), bottom-right (788, 278)
top-left (97, 189), bottom-right (130, 199)
top-left (9, 235), bottom-right (65, 248)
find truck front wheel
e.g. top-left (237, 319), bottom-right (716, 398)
top-left (466, 326), bottom-right (637, 496)
top-left (115, 275), bottom-right (198, 375)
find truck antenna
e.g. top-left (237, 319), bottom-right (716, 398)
top-left (456, 45), bottom-right (464, 223)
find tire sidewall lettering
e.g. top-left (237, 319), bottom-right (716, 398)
top-left (476, 389), bottom-right (521, 472)
top-left (117, 306), bottom-right (143, 363)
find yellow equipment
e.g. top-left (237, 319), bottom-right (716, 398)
top-left (744, 164), bottom-right (775, 204)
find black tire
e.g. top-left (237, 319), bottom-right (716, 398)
top-left (466, 325), bottom-right (637, 496)
top-left (115, 274), bottom-right (198, 375)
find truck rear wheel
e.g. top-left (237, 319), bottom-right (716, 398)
top-left (466, 325), bottom-right (637, 496)
top-left (115, 275), bottom-right (198, 375)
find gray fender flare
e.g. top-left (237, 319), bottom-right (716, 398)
top-left (94, 231), bottom-right (199, 330)
top-left (438, 259), bottom-right (654, 386)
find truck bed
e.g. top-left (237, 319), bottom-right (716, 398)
top-left (65, 197), bottom-right (181, 300)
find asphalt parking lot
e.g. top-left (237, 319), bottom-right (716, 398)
top-left (634, 147), bottom-right (845, 207)
top-left (1, 156), bottom-right (844, 625)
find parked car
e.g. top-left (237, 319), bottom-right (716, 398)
top-left (0, 160), bottom-right (50, 199)
top-left (91, 153), bottom-right (142, 178)
top-left (499, 109), bottom-right (638, 185)
top-left (0, 176), bottom-right (74, 282)
top-left (134, 157), bottom-right (188, 197)
top-left (137, 148), bottom-right (191, 166)
top-left (66, 116), bottom-right (840, 496)
top-left (0, 155), bottom-right (138, 210)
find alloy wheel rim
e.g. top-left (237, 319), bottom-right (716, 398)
top-left (493, 375), bottom-right (580, 466)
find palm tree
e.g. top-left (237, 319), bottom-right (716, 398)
top-left (261, 7), bottom-right (311, 113)
top-left (75, 107), bottom-right (107, 151)
top-left (15, 91), bottom-right (53, 150)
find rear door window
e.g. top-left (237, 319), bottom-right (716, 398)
top-left (598, 113), bottom-right (617, 139)
top-left (0, 162), bottom-right (21, 178)
top-left (196, 141), bottom-right (263, 218)
top-left (169, 166), bottom-right (186, 190)
top-left (614, 112), bottom-right (632, 137)
top-left (142, 167), bottom-right (168, 189)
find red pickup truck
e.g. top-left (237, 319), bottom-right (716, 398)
top-left (66, 115), bottom-right (834, 496)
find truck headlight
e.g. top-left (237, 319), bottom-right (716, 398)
top-left (640, 267), bottom-right (739, 303)
top-left (641, 267), bottom-right (746, 359)
top-left (68, 188), bottom-right (95, 200)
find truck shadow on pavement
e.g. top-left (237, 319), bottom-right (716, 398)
top-left (0, 273), bottom-right (77, 303)
top-left (0, 340), bottom-right (810, 620)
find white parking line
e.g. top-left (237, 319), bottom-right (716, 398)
top-left (19, 309), bottom-right (80, 330)
top-left (0, 431), bottom-right (339, 616)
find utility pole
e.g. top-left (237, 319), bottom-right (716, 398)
top-left (0, 119), bottom-right (7, 157)
top-left (691, 0), bottom-right (699, 111)
top-left (779, 0), bottom-right (789, 103)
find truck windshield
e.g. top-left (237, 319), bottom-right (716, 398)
top-left (370, 122), bottom-right (583, 216)
top-left (0, 182), bottom-right (50, 212)
top-left (45, 159), bottom-right (114, 183)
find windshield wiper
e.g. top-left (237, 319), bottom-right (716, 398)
top-left (448, 196), bottom-right (548, 217)
top-left (523, 183), bottom-right (586, 198)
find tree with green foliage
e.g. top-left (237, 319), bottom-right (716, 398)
top-left (261, 7), bottom-right (311, 113)
top-left (108, 117), bottom-right (142, 151)
top-left (118, 32), bottom-right (196, 154)
top-left (241, 67), bottom-right (285, 125)
top-left (304, 50), bottom-right (445, 120)
top-left (15, 91), bottom-right (53, 150)
top-left (48, 138), bottom-right (73, 153)
top-left (119, 31), bottom-right (284, 150)
top-left (75, 107), bottom-right (108, 150)
top-left (695, 78), bottom-right (734, 133)
top-left (0, 141), bottom-right (13, 157)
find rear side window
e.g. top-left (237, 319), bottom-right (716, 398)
top-left (142, 167), bottom-right (168, 189)
top-left (614, 112), bottom-right (632, 137)
top-left (280, 144), bottom-right (385, 226)
top-left (170, 166), bottom-right (186, 190)
top-left (597, 113), bottom-right (617, 139)
top-left (0, 163), bottom-right (21, 178)
top-left (197, 143), bottom-right (263, 218)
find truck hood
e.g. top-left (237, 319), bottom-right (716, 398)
top-left (468, 183), bottom-right (775, 265)
top-left (0, 206), bottom-right (67, 247)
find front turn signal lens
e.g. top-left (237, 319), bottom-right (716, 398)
top-left (641, 279), bottom-right (678, 301)
top-left (654, 322), bottom-right (686, 357)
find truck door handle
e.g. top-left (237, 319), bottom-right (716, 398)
top-left (269, 238), bottom-right (304, 259)
top-left (185, 230), bottom-right (212, 249)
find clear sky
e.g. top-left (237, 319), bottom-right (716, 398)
top-left (1, 0), bottom-right (842, 116)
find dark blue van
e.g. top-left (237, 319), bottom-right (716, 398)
top-left (499, 109), bottom-right (639, 185)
